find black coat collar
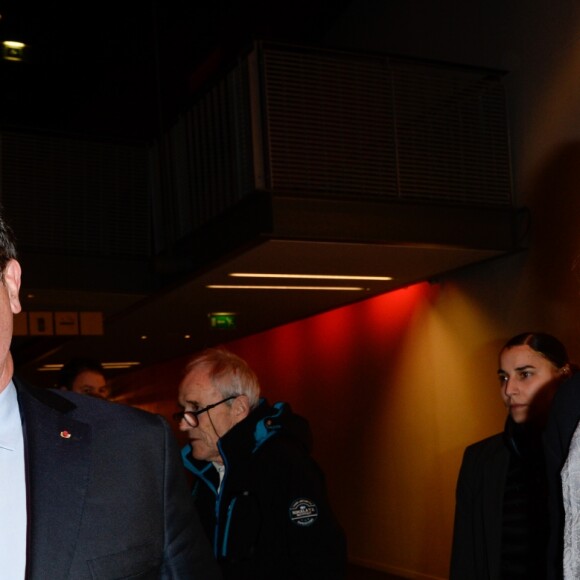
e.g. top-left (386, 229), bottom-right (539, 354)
top-left (14, 377), bottom-right (77, 414)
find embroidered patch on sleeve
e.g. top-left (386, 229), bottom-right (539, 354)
top-left (289, 498), bottom-right (319, 527)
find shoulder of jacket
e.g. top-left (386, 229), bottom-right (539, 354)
top-left (14, 377), bottom-right (77, 413)
top-left (462, 432), bottom-right (507, 466)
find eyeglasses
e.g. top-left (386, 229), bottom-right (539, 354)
top-left (173, 396), bottom-right (238, 428)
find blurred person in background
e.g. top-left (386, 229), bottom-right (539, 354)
top-left (57, 357), bottom-right (110, 399)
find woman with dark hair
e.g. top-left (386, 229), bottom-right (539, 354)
top-left (450, 332), bottom-right (573, 580)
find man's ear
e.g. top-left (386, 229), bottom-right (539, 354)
top-left (233, 394), bottom-right (251, 421)
top-left (4, 259), bottom-right (21, 314)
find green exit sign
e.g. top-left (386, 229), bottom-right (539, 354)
top-left (209, 313), bottom-right (237, 329)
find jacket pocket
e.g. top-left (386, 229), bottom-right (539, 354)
top-left (221, 491), bottom-right (261, 561)
top-left (87, 542), bottom-right (161, 579)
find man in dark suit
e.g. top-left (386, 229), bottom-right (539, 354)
top-left (0, 211), bottom-right (221, 578)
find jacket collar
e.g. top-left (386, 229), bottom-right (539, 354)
top-left (182, 400), bottom-right (274, 480)
top-left (15, 377), bottom-right (77, 414)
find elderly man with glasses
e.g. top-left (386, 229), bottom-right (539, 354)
top-left (175, 347), bottom-right (346, 579)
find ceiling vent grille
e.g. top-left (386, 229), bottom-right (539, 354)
top-left (161, 42), bottom-right (512, 240)
top-left (261, 45), bottom-right (511, 205)
top-left (0, 131), bottom-right (150, 258)
top-left (158, 60), bottom-right (255, 237)
top-left (262, 48), bottom-right (398, 199)
top-left (389, 64), bottom-right (511, 205)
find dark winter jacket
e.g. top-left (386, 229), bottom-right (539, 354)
top-left (182, 399), bottom-right (346, 579)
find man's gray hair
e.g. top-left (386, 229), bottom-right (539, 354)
top-left (185, 348), bottom-right (261, 409)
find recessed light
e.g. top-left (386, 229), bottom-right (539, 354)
top-left (3, 41), bottom-right (25, 49)
top-left (207, 285), bottom-right (364, 291)
top-left (38, 364), bottom-right (64, 371)
top-left (229, 273), bottom-right (392, 281)
top-left (102, 362), bottom-right (141, 369)
top-left (38, 361), bottom-right (141, 371)
top-left (3, 40), bottom-right (26, 62)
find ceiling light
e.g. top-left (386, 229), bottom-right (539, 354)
top-left (229, 273), bottom-right (392, 281)
top-left (38, 364), bottom-right (64, 371)
top-left (3, 40), bottom-right (26, 62)
top-left (207, 285), bottom-right (365, 291)
top-left (38, 361), bottom-right (141, 371)
top-left (102, 362), bottom-right (141, 369)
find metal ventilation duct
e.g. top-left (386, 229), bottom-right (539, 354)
top-left (262, 46), bottom-right (511, 205)
top-left (162, 42), bottom-right (512, 243)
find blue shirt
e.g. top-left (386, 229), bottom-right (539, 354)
top-left (0, 381), bottom-right (27, 578)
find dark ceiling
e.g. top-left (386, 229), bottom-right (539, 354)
top-left (0, 1), bottom-right (520, 389)
top-left (0, 0), bottom-right (353, 140)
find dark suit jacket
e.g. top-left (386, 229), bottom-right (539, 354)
top-left (450, 433), bottom-right (509, 580)
top-left (15, 378), bottom-right (221, 580)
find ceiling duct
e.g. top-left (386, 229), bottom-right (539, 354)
top-left (157, 42), bottom-right (512, 247)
